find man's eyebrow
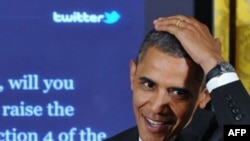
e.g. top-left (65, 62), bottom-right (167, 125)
top-left (139, 76), bottom-right (156, 84)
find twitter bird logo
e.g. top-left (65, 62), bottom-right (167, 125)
top-left (103, 10), bottom-right (121, 24)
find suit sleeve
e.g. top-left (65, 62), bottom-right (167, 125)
top-left (210, 80), bottom-right (250, 126)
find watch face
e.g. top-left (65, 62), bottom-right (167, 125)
top-left (206, 61), bottom-right (235, 83)
top-left (220, 62), bottom-right (235, 72)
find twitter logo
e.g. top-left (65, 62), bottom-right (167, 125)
top-left (103, 10), bottom-right (121, 24)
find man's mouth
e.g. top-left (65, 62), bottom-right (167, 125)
top-left (146, 118), bottom-right (167, 127)
top-left (144, 117), bottom-right (171, 133)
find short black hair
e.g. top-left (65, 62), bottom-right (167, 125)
top-left (135, 29), bottom-right (205, 87)
top-left (136, 29), bottom-right (190, 63)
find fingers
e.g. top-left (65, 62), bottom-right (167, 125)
top-left (153, 17), bottom-right (181, 35)
top-left (214, 38), bottom-right (222, 48)
top-left (153, 15), bottom-right (196, 30)
top-left (175, 19), bottom-right (182, 27)
top-left (152, 15), bottom-right (224, 71)
top-left (153, 16), bottom-right (194, 37)
top-left (214, 38), bottom-right (222, 54)
top-left (153, 15), bottom-right (210, 39)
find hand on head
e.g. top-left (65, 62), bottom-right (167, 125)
top-left (153, 15), bottom-right (224, 74)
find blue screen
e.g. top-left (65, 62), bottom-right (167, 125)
top-left (0, 1), bottom-right (193, 140)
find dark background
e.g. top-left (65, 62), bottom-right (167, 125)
top-left (0, 0), bottom-right (212, 140)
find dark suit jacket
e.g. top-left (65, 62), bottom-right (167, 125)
top-left (104, 81), bottom-right (250, 141)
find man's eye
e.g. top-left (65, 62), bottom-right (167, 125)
top-left (168, 88), bottom-right (190, 98)
top-left (143, 81), bottom-right (155, 89)
top-left (138, 77), bottom-right (156, 91)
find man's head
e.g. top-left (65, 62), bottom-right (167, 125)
top-left (129, 29), bottom-right (210, 141)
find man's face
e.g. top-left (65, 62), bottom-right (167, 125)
top-left (130, 47), bottom-right (207, 141)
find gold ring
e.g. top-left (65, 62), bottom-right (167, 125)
top-left (176, 19), bottom-right (182, 27)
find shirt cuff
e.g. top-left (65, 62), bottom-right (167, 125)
top-left (206, 72), bottom-right (239, 93)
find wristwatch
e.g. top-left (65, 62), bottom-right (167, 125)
top-left (206, 61), bottom-right (235, 83)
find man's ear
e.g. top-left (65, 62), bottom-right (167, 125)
top-left (129, 60), bottom-right (136, 90)
top-left (198, 88), bottom-right (211, 109)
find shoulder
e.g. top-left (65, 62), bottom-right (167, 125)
top-left (103, 126), bottom-right (139, 141)
top-left (177, 109), bottom-right (221, 141)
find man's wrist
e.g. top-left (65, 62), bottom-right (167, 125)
top-left (205, 61), bottom-right (235, 83)
top-left (206, 72), bottom-right (239, 92)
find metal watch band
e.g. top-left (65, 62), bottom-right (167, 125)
top-left (205, 61), bottom-right (235, 83)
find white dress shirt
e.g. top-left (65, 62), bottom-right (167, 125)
top-left (206, 72), bottom-right (239, 93)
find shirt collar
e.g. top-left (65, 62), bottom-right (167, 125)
top-left (139, 136), bottom-right (176, 141)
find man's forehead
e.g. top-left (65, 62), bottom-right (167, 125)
top-left (137, 47), bottom-right (203, 84)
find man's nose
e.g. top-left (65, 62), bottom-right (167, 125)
top-left (150, 90), bottom-right (171, 114)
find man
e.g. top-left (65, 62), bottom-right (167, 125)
top-left (104, 15), bottom-right (250, 141)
